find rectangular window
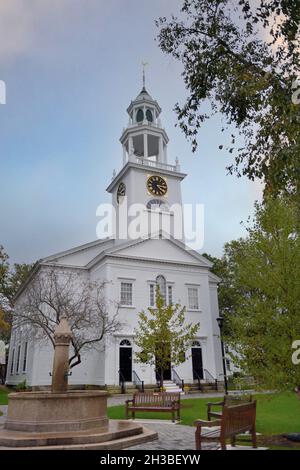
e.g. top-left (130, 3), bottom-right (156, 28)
top-left (226, 359), bottom-right (231, 371)
top-left (22, 342), bottom-right (28, 373)
top-left (10, 348), bottom-right (15, 375)
top-left (188, 287), bottom-right (199, 310)
top-left (168, 285), bottom-right (173, 305)
top-left (120, 282), bottom-right (133, 306)
top-left (16, 344), bottom-right (21, 374)
top-left (149, 284), bottom-right (155, 307)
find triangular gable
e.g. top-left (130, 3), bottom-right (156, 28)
top-left (88, 235), bottom-right (212, 269)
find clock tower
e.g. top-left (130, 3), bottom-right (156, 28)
top-left (106, 82), bottom-right (187, 242)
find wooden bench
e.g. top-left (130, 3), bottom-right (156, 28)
top-left (126, 392), bottom-right (181, 422)
top-left (207, 394), bottom-right (253, 421)
top-left (195, 401), bottom-right (257, 450)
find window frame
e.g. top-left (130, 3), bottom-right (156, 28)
top-left (136, 108), bottom-right (144, 123)
top-left (187, 285), bottom-right (200, 311)
top-left (149, 283), bottom-right (155, 307)
top-left (10, 348), bottom-right (15, 375)
top-left (167, 285), bottom-right (173, 306)
top-left (120, 281), bottom-right (134, 307)
top-left (148, 279), bottom-right (174, 307)
top-left (22, 341), bottom-right (28, 373)
top-left (16, 344), bottom-right (21, 374)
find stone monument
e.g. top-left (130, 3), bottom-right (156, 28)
top-left (0, 316), bottom-right (157, 449)
top-left (51, 314), bottom-right (72, 393)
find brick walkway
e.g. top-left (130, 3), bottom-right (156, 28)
top-left (128, 421), bottom-right (198, 450)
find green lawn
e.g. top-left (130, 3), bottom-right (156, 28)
top-left (0, 387), bottom-right (9, 405)
top-left (108, 392), bottom-right (300, 436)
top-left (1, 387), bottom-right (300, 437)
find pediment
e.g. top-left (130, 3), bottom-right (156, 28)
top-left (103, 237), bottom-right (212, 267)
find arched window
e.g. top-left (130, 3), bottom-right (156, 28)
top-left (136, 109), bottom-right (144, 123)
top-left (146, 109), bottom-right (153, 122)
top-left (120, 339), bottom-right (131, 347)
top-left (192, 341), bottom-right (201, 347)
top-left (156, 275), bottom-right (166, 303)
top-left (146, 199), bottom-right (169, 211)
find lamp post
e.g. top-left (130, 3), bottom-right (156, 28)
top-left (216, 316), bottom-right (228, 395)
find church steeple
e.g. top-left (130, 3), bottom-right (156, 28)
top-left (106, 78), bottom-right (186, 242)
top-left (120, 81), bottom-right (169, 167)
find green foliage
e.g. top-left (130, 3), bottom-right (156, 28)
top-left (224, 196), bottom-right (300, 390)
top-left (0, 245), bottom-right (33, 342)
top-left (0, 386), bottom-right (9, 405)
top-left (0, 311), bottom-right (9, 335)
top-left (15, 380), bottom-right (27, 391)
top-left (134, 288), bottom-right (199, 386)
top-left (156, 0), bottom-right (300, 196)
top-left (202, 252), bottom-right (240, 329)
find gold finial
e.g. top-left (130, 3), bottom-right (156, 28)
top-left (142, 61), bottom-right (148, 89)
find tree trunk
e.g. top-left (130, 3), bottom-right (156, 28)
top-left (69, 353), bottom-right (81, 369)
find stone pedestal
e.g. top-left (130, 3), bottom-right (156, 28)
top-left (51, 316), bottom-right (72, 393)
top-left (0, 390), bottom-right (158, 449)
top-left (0, 316), bottom-right (158, 449)
top-left (4, 390), bottom-right (108, 432)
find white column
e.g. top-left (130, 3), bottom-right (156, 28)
top-left (128, 136), bottom-right (134, 161)
top-left (158, 136), bottom-right (164, 163)
top-left (123, 145), bottom-right (127, 166)
top-left (144, 133), bottom-right (148, 159)
top-left (164, 144), bottom-right (167, 163)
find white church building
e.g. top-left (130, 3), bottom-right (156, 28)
top-left (7, 83), bottom-right (223, 391)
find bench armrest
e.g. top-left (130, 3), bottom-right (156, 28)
top-left (195, 419), bottom-right (221, 427)
top-left (206, 401), bottom-right (224, 407)
top-left (125, 399), bottom-right (134, 405)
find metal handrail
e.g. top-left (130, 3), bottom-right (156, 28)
top-left (204, 369), bottom-right (218, 391)
top-left (118, 369), bottom-right (126, 394)
top-left (171, 367), bottom-right (184, 390)
top-left (192, 368), bottom-right (203, 391)
top-left (132, 370), bottom-right (144, 393)
top-left (156, 370), bottom-right (162, 388)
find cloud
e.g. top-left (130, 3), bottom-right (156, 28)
top-left (0, 0), bottom-right (116, 65)
top-left (0, 0), bottom-right (35, 63)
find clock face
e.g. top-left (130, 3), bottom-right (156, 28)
top-left (117, 182), bottom-right (126, 204)
top-left (147, 175), bottom-right (168, 196)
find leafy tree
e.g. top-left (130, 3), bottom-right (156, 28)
top-left (0, 245), bottom-right (33, 341)
top-left (134, 288), bottom-right (199, 388)
top-left (156, 0), bottom-right (300, 196)
top-left (223, 196), bottom-right (300, 390)
top-left (202, 252), bottom-right (240, 326)
top-left (0, 310), bottom-right (9, 335)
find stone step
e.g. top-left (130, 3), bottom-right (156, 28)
top-left (161, 381), bottom-right (184, 394)
top-left (0, 426), bottom-right (158, 450)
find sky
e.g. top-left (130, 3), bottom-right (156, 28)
top-left (0, 0), bottom-right (263, 265)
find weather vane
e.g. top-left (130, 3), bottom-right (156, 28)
top-left (142, 61), bottom-right (148, 88)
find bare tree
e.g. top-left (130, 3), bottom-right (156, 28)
top-left (13, 267), bottom-right (122, 368)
